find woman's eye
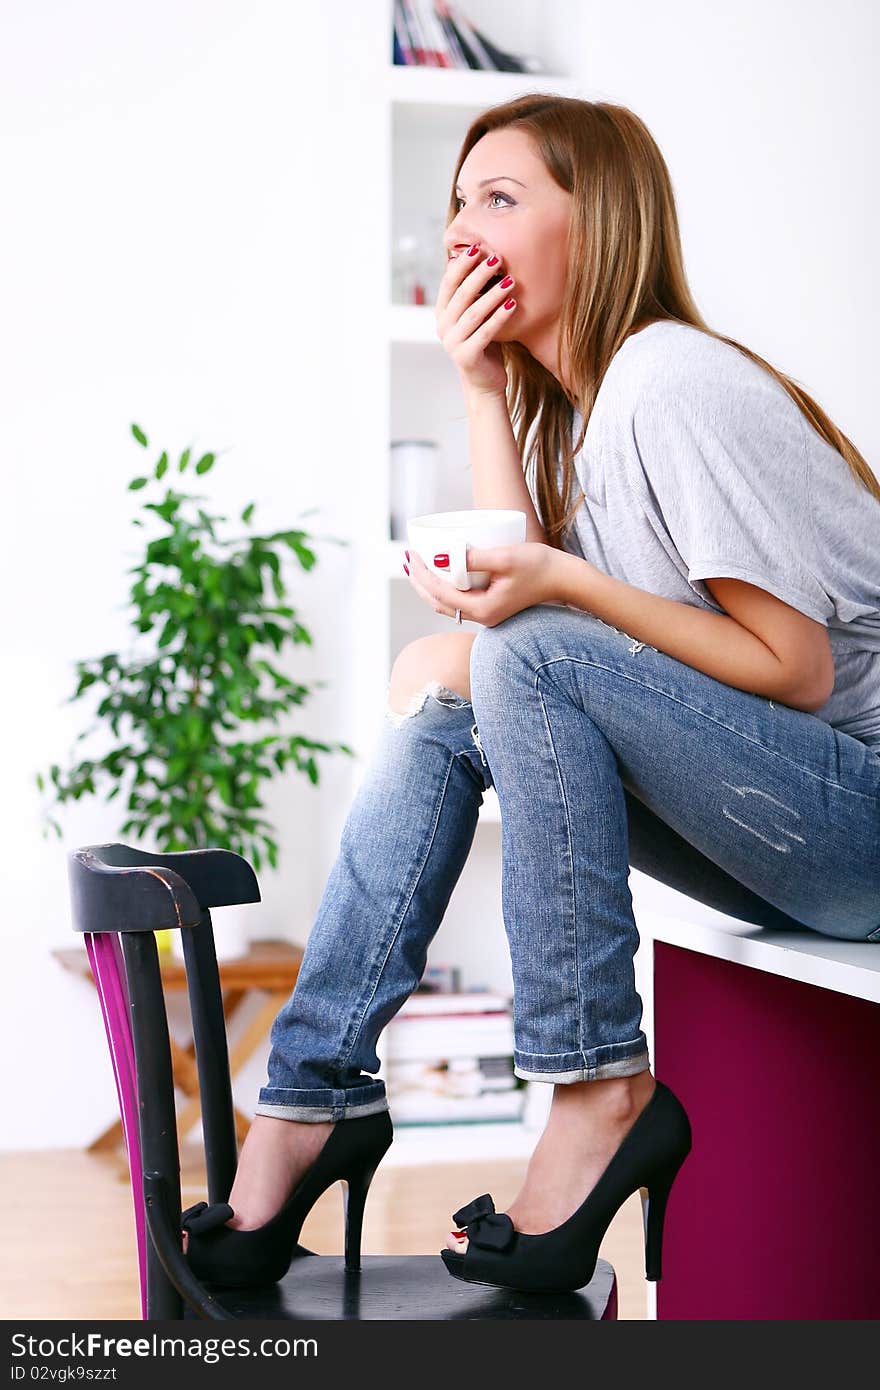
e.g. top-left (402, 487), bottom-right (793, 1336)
top-left (454, 191), bottom-right (513, 212)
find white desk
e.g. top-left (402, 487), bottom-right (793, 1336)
top-left (633, 881), bottom-right (880, 1321)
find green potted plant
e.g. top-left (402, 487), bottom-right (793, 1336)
top-left (37, 423), bottom-right (356, 952)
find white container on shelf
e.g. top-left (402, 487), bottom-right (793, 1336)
top-left (391, 231), bottom-right (430, 305)
top-left (390, 439), bottom-right (439, 540)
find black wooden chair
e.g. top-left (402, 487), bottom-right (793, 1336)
top-left (68, 841), bottom-right (618, 1320)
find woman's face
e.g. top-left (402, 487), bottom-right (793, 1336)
top-left (444, 128), bottom-right (573, 358)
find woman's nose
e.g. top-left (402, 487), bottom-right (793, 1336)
top-left (444, 218), bottom-right (477, 257)
top-left (445, 228), bottom-right (480, 258)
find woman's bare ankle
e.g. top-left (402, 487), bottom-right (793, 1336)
top-left (226, 1115), bottom-right (336, 1229)
top-left (551, 1069), bottom-right (655, 1120)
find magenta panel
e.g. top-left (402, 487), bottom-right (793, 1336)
top-left (653, 940), bottom-right (880, 1320)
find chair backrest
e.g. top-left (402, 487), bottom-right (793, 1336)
top-left (68, 842), bottom-right (261, 1320)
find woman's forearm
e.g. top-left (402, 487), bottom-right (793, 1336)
top-left (465, 389), bottom-right (548, 543)
top-left (555, 550), bottom-right (819, 712)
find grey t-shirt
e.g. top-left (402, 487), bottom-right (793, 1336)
top-left (532, 320), bottom-right (880, 751)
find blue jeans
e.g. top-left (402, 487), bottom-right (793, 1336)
top-left (256, 606), bottom-right (880, 1121)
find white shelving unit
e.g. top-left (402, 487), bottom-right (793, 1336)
top-left (347, 1), bottom-right (581, 1160)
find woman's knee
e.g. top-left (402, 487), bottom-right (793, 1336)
top-left (388, 631), bottom-right (477, 713)
top-left (469, 606), bottom-right (643, 702)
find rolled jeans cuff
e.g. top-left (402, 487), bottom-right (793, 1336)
top-left (255, 1083), bottom-right (389, 1122)
top-left (513, 1040), bottom-right (651, 1083)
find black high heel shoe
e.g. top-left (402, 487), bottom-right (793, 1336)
top-left (182, 1109), bottom-right (393, 1287)
top-left (440, 1079), bottom-right (691, 1293)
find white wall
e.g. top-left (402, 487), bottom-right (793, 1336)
top-left (0, 1), bottom-right (359, 1148)
top-left (576, 0), bottom-right (878, 448)
top-left (2, 0), bottom-right (875, 1149)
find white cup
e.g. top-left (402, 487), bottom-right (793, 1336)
top-left (407, 508), bottom-right (527, 591)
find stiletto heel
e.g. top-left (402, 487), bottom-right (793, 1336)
top-left (182, 1109), bottom-right (393, 1287)
top-left (441, 1078), bottom-right (692, 1294)
top-left (639, 1155), bottom-right (685, 1281)
top-left (343, 1162), bottom-right (380, 1271)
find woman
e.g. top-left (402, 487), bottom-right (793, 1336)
top-left (182, 96), bottom-right (880, 1295)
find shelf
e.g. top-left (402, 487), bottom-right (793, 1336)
top-left (389, 65), bottom-right (580, 143)
top-left (375, 4), bottom-right (573, 997)
top-left (380, 1117), bottom-right (538, 1167)
top-left (388, 64), bottom-right (578, 108)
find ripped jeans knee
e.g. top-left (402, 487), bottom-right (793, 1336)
top-left (384, 678), bottom-right (470, 727)
top-left (384, 678), bottom-right (490, 773)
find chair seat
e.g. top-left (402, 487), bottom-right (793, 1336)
top-left (182, 1253), bottom-right (618, 1320)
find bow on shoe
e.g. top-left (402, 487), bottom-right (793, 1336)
top-left (181, 1200), bottom-right (234, 1235)
top-left (451, 1193), bottom-right (516, 1252)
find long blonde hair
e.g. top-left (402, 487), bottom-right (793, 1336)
top-left (447, 94), bottom-right (880, 550)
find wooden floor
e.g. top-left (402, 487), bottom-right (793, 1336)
top-left (1, 1144), bottom-right (649, 1320)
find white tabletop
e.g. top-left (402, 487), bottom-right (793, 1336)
top-left (631, 873), bottom-right (880, 1005)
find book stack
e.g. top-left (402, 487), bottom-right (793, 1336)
top-left (382, 988), bottom-right (526, 1125)
top-left (392, 1), bottom-right (545, 74)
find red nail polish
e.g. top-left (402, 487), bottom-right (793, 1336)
top-left (405, 550), bottom-right (410, 561)
top-left (467, 244), bottom-right (480, 256)
top-left (403, 563), bottom-right (409, 575)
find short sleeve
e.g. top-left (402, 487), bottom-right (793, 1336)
top-left (629, 367), bottom-right (833, 625)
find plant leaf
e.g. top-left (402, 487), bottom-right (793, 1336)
top-left (40, 432), bottom-right (352, 876)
